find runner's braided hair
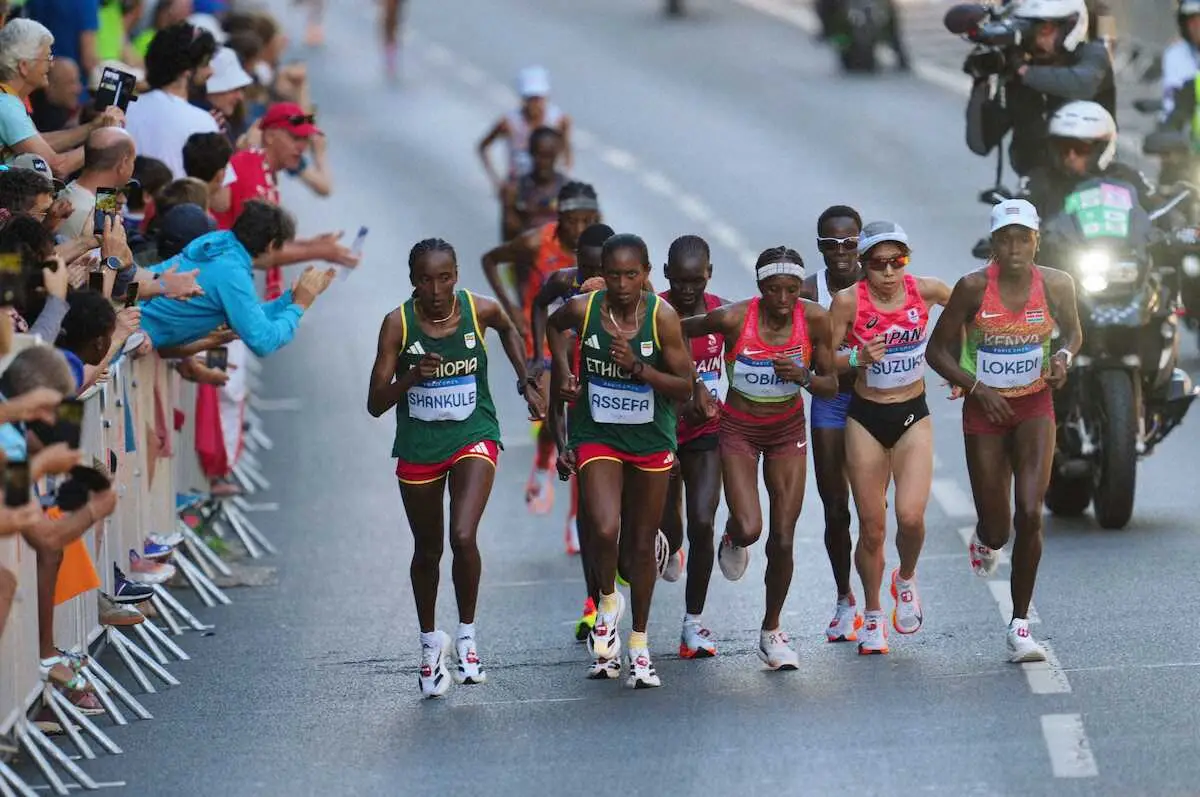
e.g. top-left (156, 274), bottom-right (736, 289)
top-left (601, 233), bottom-right (651, 268)
top-left (557, 180), bottom-right (598, 207)
top-left (578, 223), bottom-right (615, 249)
top-left (755, 246), bottom-right (804, 281)
top-left (667, 235), bottom-right (710, 265)
top-left (816, 205), bottom-right (863, 236)
top-left (408, 238), bottom-right (457, 277)
top-left (528, 126), bottom-right (563, 154)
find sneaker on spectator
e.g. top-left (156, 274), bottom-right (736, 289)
top-left (110, 567), bottom-right (155, 603)
top-left (150, 531), bottom-right (184, 548)
top-left (127, 551), bottom-right (175, 584)
top-left (143, 539), bottom-right (174, 560)
top-left (99, 594), bottom-right (144, 626)
top-left (210, 477), bottom-right (242, 498)
top-left (66, 690), bottom-right (105, 716)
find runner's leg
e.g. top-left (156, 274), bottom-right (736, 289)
top-left (888, 417), bottom-right (933, 634)
top-left (681, 447), bottom-right (720, 615)
top-left (578, 459), bottom-right (626, 660)
top-left (718, 451), bottom-right (763, 582)
top-left (446, 456), bottom-right (497, 684)
top-left (846, 418), bottom-right (890, 611)
top-left (964, 433), bottom-right (1013, 556)
top-left (623, 465), bottom-right (672, 633)
top-left (812, 426), bottom-right (853, 596)
top-left (1009, 416), bottom-right (1055, 620)
top-left (761, 452), bottom-right (806, 631)
top-left (659, 463), bottom-right (684, 557)
top-left (399, 477), bottom-right (447, 631)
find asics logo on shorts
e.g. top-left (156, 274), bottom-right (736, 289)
top-left (584, 334), bottom-right (601, 349)
top-left (904, 414), bottom-right (914, 427)
top-left (406, 341), bottom-right (426, 355)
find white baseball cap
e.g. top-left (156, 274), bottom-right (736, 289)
top-left (990, 199), bottom-right (1040, 233)
top-left (517, 65), bottom-right (551, 98)
top-left (189, 13), bottom-right (229, 45)
top-left (207, 47), bottom-right (253, 95)
top-left (858, 221), bottom-right (911, 255)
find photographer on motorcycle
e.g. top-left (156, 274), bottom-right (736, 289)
top-left (1161, 0), bottom-right (1200, 119)
top-left (965, 0), bottom-right (1115, 180)
top-left (817, 0), bottom-right (911, 71)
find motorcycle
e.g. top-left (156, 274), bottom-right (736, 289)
top-left (1140, 125), bottom-right (1200, 339)
top-left (665, 0), bottom-right (684, 17)
top-left (976, 177), bottom-right (1199, 529)
top-left (825, 0), bottom-right (908, 73)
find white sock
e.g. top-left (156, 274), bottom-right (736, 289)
top-left (457, 622), bottom-right (475, 641)
top-left (420, 630), bottom-right (441, 648)
top-left (683, 613), bottom-right (702, 626)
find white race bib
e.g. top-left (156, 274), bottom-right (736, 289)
top-left (699, 367), bottom-right (727, 403)
top-left (864, 341), bottom-right (928, 390)
top-left (588, 377), bottom-right (654, 424)
top-left (977, 345), bottom-right (1044, 390)
top-left (408, 375), bottom-right (477, 422)
top-left (730, 355), bottom-right (801, 400)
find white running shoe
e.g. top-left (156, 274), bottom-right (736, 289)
top-left (826, 597), bottom-right (863, 643)
top-left (419, 630), bottom-right (451, 698)
top-left (587, 655), bottom-right (620, 680)
top-left (758, 629), bottom-right (800, 670)
top-left (655, 530), bottom-right (671, 579)
top-left (969, 532), bottom-right (1001, 577)
top-left (679, 619), bottom-right (717, 659)
top-left (589, 592), bottom-right (625, 661)
top-left (858, 612), bottom-right (889, 655)
top-left (717, 534), bottom-right (749, 581)
top-left (890, 569), bottom-right (924, 635)
top-left (454, 635), bottom-right (487, 685)
top-left (662, 545), bottom-right (685, 583)
top-left (1007, 618), bottom-right (1047, 663)
top-left (626, 647), bottom-right (662, 689)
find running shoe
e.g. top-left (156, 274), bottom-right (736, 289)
top-left (890, 568), bottom-right (924, 635)
top-left (717, 533), bottom-right (749, 581)
top-left (758, 629), bottom-right (800, 670)
top-left (655, 530), bottom-right (671, 579)
top-left (679, 619), bottom-right (717, 659)
top-left (149, 531), bottom-right (184, 548)
top-left (1006, 618), bottom-right (1047, 663)
top-left (110, 566), bottom-right (155, 603)
top-left (587, 655), bottom-right (620, 680)
top-left (564, 514), bottom-right (579, 556)
top-left (525, 466), bottom-right (554, 515)
top-left (142, 539), bottom-right (174, 561)
top-left (454, 635), bottom-right (487, 685)
top-left (419, 630), bottom-right (451, 698)
top-left (589, 592), bottom-right (625, 661)
top-left (575, 597), bottom-right (597, 642)
top-left (858, 611), bottom-right (889, 655)
top-left (969, 532), bottom-right (1001, 577)
top-left (826, 596), bottom-right (863, 643)
top-left (626, 647), bottom-right (661, 689)
top-left (662, 543), bottom-right (685, 583)
top-left (127, 551), bottom-right (175, 585)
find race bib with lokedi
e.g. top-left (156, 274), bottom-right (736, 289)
top-left (977, 344), bottom-right (1043, 389)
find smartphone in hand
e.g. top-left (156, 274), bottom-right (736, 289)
top-left (93, 67), bottom-right (137, 112)
top-left (93, 187), bottom-right (120, 237)
top-left (55, 398), bottom-right (84, 449)
top-left (206, 346), bottom-right (229, 371)
top-left (124, 280), bottom-right (140, 308)
top-left (88, 271), bottom-right (105, 295)
top-left (3, 461), bottom-right (31, 509)
top-left (338, 226), bottom-right (368, 282)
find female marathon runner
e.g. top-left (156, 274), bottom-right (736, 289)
top-left (477, 66), bottom-right (574, 196)
top-left (481, 182), bottom-right (601, 516)
top-left (500, 127), bottom-right (568, 243)
top-left (382, 0), bottom-right (406, 79)
top-left (547, 233), bottom-right (694, 688)
top-left (802, 205), bottom-right (866, 643)
top-left (657, 235), bottom-right (726, 659)
top-left (367, 239), bottom-right (546, 698)
top-left (927, 200), bottom-right (1081, 662)
top-left (829, 222), bottom-right (951, 656)
top-left (682, 247), bottom-right (838, 670)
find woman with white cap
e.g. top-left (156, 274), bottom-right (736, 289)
top-left (681, 246), bottom-right (839, 671)
top-left (476, 65), bottom-right (573, 200)
top-left (202, 47), bottom-right (254, 143)
top-left (828, 221), bottom-right (950, 655)
top-left (927, 199), bottom-right (1081, 664)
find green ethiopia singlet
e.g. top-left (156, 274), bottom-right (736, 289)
top-left (568, 291), bottom-right (677, 455)
top-left (392, 291), bottom-right (501, 463)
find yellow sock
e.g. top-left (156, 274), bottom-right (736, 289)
top-left (629, 631), bottom-right (648, 650)
top-left (598, 592), bottom-right (619, 616)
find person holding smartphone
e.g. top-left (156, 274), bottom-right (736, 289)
top-left (367, 238), bottom-right (545, 698)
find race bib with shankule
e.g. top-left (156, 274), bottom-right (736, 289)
top-left (977, 344), bottom-right (1043, 390)
top-left (588, 377), bottom-right (655, 424)
top-left (408, 375), bottom-right (478, 422)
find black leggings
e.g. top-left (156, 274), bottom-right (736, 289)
top-left (847, 392), bottom-right (929, 450)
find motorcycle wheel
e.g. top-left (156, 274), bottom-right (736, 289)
top-left (843, 25), bottom-right (877, 72)
top-left (666, 0), bottom-right (684, 16)
top-left (1044, 473), bottom-right (1092, 516)
top-left (1092, 369), bottom-right (1138, 529)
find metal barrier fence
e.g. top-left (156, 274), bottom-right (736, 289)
top-left (0, 338), bottom-right (278, 794)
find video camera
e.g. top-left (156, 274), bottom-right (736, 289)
top-left (944, 2), bottom-right (1031, 77)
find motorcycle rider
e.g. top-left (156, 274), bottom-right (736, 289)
top-left (1161, 0), bottom-right (1200, 119)
top-left (816, 0), bottom-right (911, 71)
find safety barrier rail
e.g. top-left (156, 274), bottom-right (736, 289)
top-left (0, 338), bottom-right (279, 794)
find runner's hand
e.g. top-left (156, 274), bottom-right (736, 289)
top-left (526, 358), bottom-right (544, 381)
top-left (772, 359), bottom-right (811, 387)
top-left (557, 447), bottom-right (578, 481)
top-left (523, 380), bottom-right (546, 422)
top-left (415, 352), bottom-right (443, 379)
top-left (1045, 355), bottom-right (1069, 390)
top-left (859, 336), bottom-right (887, 366)
top-left (553, 373), bottom-right (581, 404)
top-left (969, 383), bottom-right (1016, 425)
top-left (610, 337), bottom-right (637, 372)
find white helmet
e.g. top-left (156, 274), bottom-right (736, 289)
top-left (1012, 0), bottom-right (1090, 52)
top-left (1047, 100), bottom-right (1117, 169)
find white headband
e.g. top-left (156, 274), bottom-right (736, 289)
top-left (559, 197), bottom-right (600, 213)
top-left (756, 262), bottom-right (804, 280)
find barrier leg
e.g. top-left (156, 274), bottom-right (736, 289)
top-left (18, 718), bottom-right (99, 791)
top-left (230, 464), bottom-right (258, 496)
top-left (80, 667), bottom-right (127, 726)
top-left (247, 423), bottom-right (274, 452)
top-left (132, 623), bottom-right (168, 665)
top-left (83, 662), bottom-right (151, 720)
top-left (149, 593), bottom-right (184, 636)
top-left (0, 759), bottom-right (39, 797)
top-left (105, 629), bottom-right (156, 693)
top-left (174, 552), bottom-right (232, 607)
top-left (140, 619), bottom-right (190, 662)
top-left (232, 495), bottom-right (279, 514)
top-left (236, 460), bottom-right (272, 493)
top-left (107, 628), bottom-right (179, 687)
top-left (224, 504), bottom-right (277, 556)
top-left (182, 525), bottom-right (233, 577)
top-left (41, 685), bottom-right (94, 760)
top-left (151, 584), bottom-right (211, 632)
top-left (46, 687), bottom-right (122, 756)
top-left (15, 720), bottom-right (70, 796)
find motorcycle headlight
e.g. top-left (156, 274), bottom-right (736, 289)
top-left (1076, 250), bottom-right (1138, 293)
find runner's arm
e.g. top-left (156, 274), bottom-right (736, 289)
top-left (477, 294), bottom-right (545, 418)
top-left (679, 300), bottom-right (744, 341)
top-left (1042, 268), bottom-right (1083, 360)
top-left (548, 295), bottom-right (586, 401)
top-left (828, 288), bottom-right (858, 373)
top-left (477, 118), bottom-right (509, 191)
top-left (366, 310), bottom-right (421, 417)
top-left (635, 303), bottom-right (694, 402)
top-left (500, 180), bottom-right (521, 239)
top-left (926, 275), bottom-right (985, 392)
top-left (804, 304), bottom-right (840, 399)
top-left (558, 115), bottom-right (575, 173)
top-left (918, 276), bottom-right (954, 307)
top-left (481, 231), bottom-right (536, 333)
top-left (529, 272), bottom-right (571, 376)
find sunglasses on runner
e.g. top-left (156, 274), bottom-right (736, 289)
top-left (817, 236), bottom-right (859, 253)
top-left (863, 254), bottom-right (910, 271)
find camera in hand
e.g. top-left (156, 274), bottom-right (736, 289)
top-left (93, 67), bottom-right (138, 113)
top-left (3, 461), bottom-right (31, 508)
top-left (206, 346), bottom-right (229, 371)
top-left (0, 252), bottom-right (26, 308)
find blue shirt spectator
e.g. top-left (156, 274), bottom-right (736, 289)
top-left (24, 0), bottom-right (99, 73)
top-left (58, 349), bottom-right (85, 394)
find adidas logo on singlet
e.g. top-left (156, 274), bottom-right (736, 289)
top-left (584, 334), bottom-right (601, 349)
top-left (406, 341), bottom-right (426, 355)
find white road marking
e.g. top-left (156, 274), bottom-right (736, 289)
top-left (987, 579), bottom-right (1040, 625)
top-left (457, 63), bottom-right (488, 87)
top-left (707, 220), bottom-right (745, 252)
top-left (571, 128), bottom-right (597, 150)
top-left (1021, 642), bottom-right (1071, 694)
top-left (486, 578), bottom-right (580, 589)
top-left (676, 194), bottom-right (713, 224)
top-left (423, 41), bottom-right (454, 67)
top-left (600, 146), bottom-right (638, 172)
top-left (453, 697), bottom-right (588, 708)
top-left (1040, 714), bottom-right (1099, 778)
top-left (639, 170), bottom-right (677, 196)
top-left (930, 478), bottom-right (975, 518)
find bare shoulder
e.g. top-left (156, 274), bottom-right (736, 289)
top-left (1037, 265), bottom-right (1075, 289)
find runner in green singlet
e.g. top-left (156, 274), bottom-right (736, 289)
top-left (368, 238), bottom-right (545, 699)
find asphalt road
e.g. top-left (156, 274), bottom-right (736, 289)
top-left (31, 1), bottom-right (1200, 795)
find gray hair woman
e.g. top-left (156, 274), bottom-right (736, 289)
top-left (0, 19), bottom-right (122, 177)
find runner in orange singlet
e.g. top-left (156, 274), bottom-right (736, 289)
top-left (481, 181), bottom-right (601, 514)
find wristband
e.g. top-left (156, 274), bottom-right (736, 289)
top-left (848, 347), bottom-right (859, 369)
top-left (968, 379), bottom-right (980, 396)
top-left (1053, 349), bottom-right (1073, 369)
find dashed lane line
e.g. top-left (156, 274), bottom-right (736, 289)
top-left (1022, 643), bottom-right (1072, 695)
top-left (930, 478), bottom-right (975, 519)
top-left (1040, 714), bottom-right (1100, 778)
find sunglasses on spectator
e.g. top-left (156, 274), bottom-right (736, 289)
top-left (862, 254), bottom-right (911, 271)
top-left (817, 236), bottom-right (859, 253)
top-left (1051, 138), bottom-right (1095, 157)
top-left (285, 114), bottom-right (317, 126)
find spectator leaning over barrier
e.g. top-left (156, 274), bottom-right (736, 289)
top-left (57, 126), bottom-right (136, 239)
top-left (139, 199), bottom-right (336, 357)
top-left (0, 213), bottom-right (71, 341)
top-left (58, 289), bottom-right (132, 393)
top-left (183, 131), bottom-right (233, 214)
top-left (0, 19), bottom-right (125, 177)
top-left (201, 46), bottom-right (253, 144)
